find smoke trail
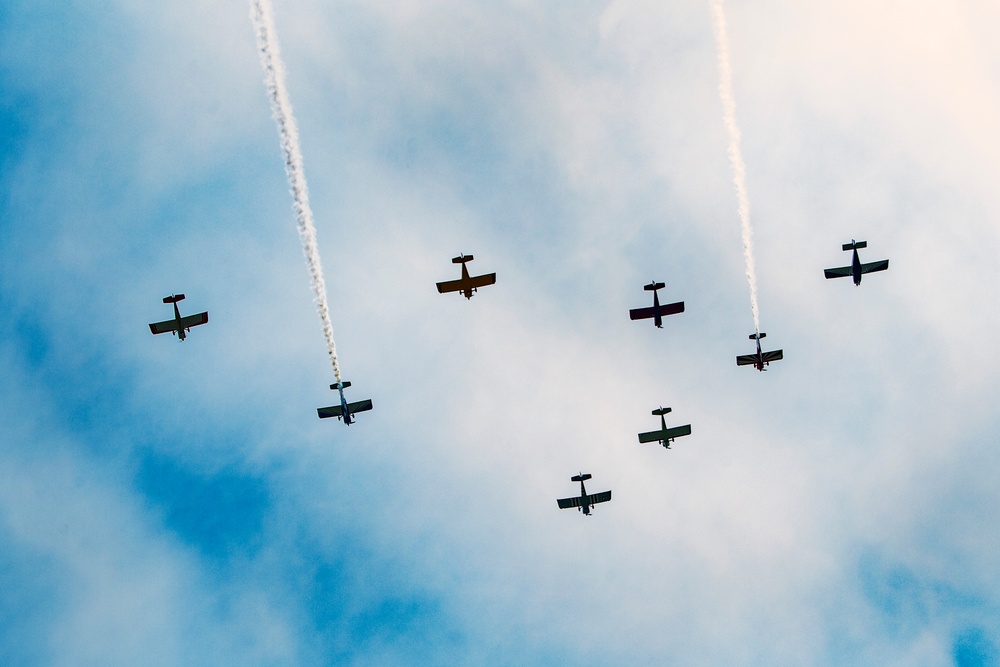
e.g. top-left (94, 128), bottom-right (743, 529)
top-left (250, 0), bottom-right (342, 381)
top-left (710, 0), bottom-right (760, 334)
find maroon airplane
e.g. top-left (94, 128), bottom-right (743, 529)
top-left (629, 281), bottom-right (684, 328)
top-left (436, 254), bottom-right (496, 300)
top-left (736, 332), bottom-right (783, 372)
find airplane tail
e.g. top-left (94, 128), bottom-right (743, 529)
top-left (452, 254), bottom-right (473, 264)
top-left (652, 407), bottom-right (672, 416)
top-left (644, 281), bottom-right (666, 291)
top-left (750, 332), bottom-right (766, 340)
top-left (330, 381), bottom-right (353, 390)
top-left (842, 240), bottom-right (867, 251)
top-left (163, 294), bottom-right (186, 304)
top-left (571, 473), bottom-right (592, 482)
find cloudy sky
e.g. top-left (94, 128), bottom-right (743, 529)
top-left (2, 0), bottom-right (1000, 664)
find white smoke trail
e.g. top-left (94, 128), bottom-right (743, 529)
top-left (250, 0), bottom-right (342, 382)
top-left (710, 0), bottom-right (760, 335)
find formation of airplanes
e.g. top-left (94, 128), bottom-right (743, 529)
top-left (151, 241), bottom-right (887, 514)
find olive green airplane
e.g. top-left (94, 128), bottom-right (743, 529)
top-left (637, 407), bottom-right (691, 448)
top-left (557, 473), bottom-right (612, 516)
top-left (148, 294), bottom-right (208, 341)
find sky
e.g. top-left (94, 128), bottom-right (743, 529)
top-left (2, 0), bottom-right (1000, 664)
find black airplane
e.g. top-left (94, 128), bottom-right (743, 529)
top-left (148, 294), bottom-right (208, 341)
top-left (824, 240), bottom-right (889, 286)
top-left (435, 254), bottom-right (496, 299)
top-left (556, 473), bottom-right (611, 516)
top-left (629, 281), bottom-right (684, 328)
top-left (317, 381), bottom-right (373, 425)
top-left (736, 332), bottom-right (783, 372)
top-left (637, 407), bottom-right (691, 449)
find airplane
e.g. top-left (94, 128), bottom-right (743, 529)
top-left (629, 281), bottom-right (684, 328)
top-left (824, 240), bottom-right (889, 286)
top-left (435, 254), bottom-right (496, 299)
top-left (317, 381), bottom-right (373, 425)
top-left (637, 407), bottom-right (691, 449)
top-left (148, 294), bottom-right (209, 341)
top-left (736, 332), bottom-right (783, 371)
top-left (556, 473), bottom-right (612, 516)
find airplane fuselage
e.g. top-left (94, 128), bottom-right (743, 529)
top-left (578, 480), bottom-right (591, 515)
top-left (752, 339), bottom-right (765, 371)
top-left (460, 262), bottom-right (474, 299)
top-left (652, 290), bottom-right (663, 328)
top-left (851, 248), bottom-right (863, 285)
top-left (338, 387), bottom-right (353, 425)
top-left (658, 415), bottom-right (671, 447)
top-left (172, 302), bottom-right (187, 341)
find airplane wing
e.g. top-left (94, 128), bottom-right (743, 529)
top-left (436, 278), bottom-right (465, 294)
top-left (663, 424), bottom-right (692, 440)
top-left (557, 496), bottom-right (583, 509)
top-left (823, 266), bottom-right (852, 279)
top-left (179, 312), bottom-right (209, 329)
top-left (630, 301), bottom-right (685, 320)
top-left (466, 273), bottom-right (496, 289)
top-left (148, 318), bottom-right (179, 335)
top-left (317, 405), bottom-right (344, 419)
top-left (587, 490), bottom-right (612, 505)
top-left (736, 354), bottom-right (758, 366)
top-left (638, 428), bottom-right (666, 444)
top-left (860, 259), bottom-right (889, 274)
top-left (762, 349), bottom-right (784, 363)
top-left (347, 399), bottom-right (373, 414)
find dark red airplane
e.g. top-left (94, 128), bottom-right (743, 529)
top-left (736, 332), bottom-right (783, 372)
top-left (629, 281), bottom-right (684, 328)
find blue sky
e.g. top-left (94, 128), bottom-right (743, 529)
top-left (2, 0), bottom-right (1000, 664)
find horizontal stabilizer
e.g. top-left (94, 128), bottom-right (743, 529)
top-left (824, 266), bottom-right (852, 279)
top-left (163, 294), bottom-right (185, 303)
top-left (843, 240), bottom-right (867, 251)
top-left (736, 354), bottom-right (757, 366)
top-left (652, 407), bottom-right (672, 416)
top-left (750, 332), bottom-right (766, 340)
top-left (644, 282), bottom-right (666, 291)
top-left (452, 254), bottom-right (473, 264)
top-left (571, 473), bottom-right (592, 482)
top-left (588, 490), bottom-right (612, 505)
top-left (860, 259), bottom-right (889, 274)
top-left (330, 381), bottom-right (352, 390)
